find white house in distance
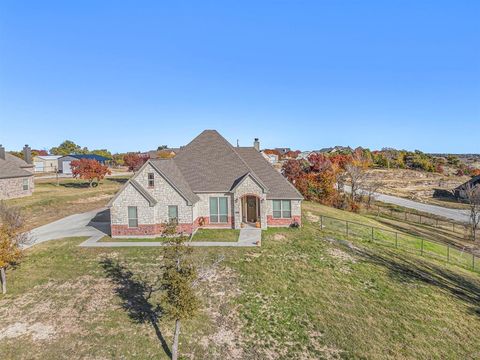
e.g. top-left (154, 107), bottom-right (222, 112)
top-left (33, 155), bottom-right (62, 173)
top-left (108, 130), bottom-right (303, 237)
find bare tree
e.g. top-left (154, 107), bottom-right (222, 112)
top-left (344, 163), bottom-right (368, 202)
top-left (0, 202), bottom-right (29, 294)
top-left (362, 180), bottom-right (383, 209)
top-left (462, 183), bottom-right (480, 243)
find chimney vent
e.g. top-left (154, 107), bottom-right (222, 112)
top-left (254, 138), bottom-right (260, 151)
top-left (0, 145), bottom-right (5, 160)
top-left (23, 144), bottom-right (32, 164)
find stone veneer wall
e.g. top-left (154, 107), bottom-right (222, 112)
top-left (0, 176), bottom-right (34, 200)
top-left (232, 176), bottom-right (267, 229)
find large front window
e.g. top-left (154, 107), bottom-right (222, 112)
top-left (209, 197), bottom-right (228, 223)
top-left (23, 178), bottom-right (29, 191)
top-left (128, 206), bottom-right (138, 228)
top-left (272, 200), bottom-right (291, 218)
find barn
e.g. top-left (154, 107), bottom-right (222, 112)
top-left (57, 154), bottom-right (109, 174)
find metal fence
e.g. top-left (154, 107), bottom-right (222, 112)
top-left (366, 204), bottom-right (477, 239)
top-left (318, 214), bottom-right (478, 273)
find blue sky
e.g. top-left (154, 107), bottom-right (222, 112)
top-left (1, 1), bottom-right (479, 153)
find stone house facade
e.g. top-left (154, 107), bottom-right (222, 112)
top-left (109, 130), bottom-right (303, 237)
top-left (0, 145), bottom-right (35, 200)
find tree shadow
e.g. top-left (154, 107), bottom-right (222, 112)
top-left (351, 245), bottom-right (480, 315)
top-left (100, 258), bottom-right (172, 358)
top-left (108, 177), bottom-right (129, 184)
top-left (59, 182), bottom-right (91, 188)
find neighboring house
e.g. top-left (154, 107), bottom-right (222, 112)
top-left (58, 154), bottom-right (109, 174)
top-left (454, 176), bottom-right (480, 200)
top-left (109, 130), bottom-right (303, 237)
top-left (147, 148), bottom-right (181, 159)
top-left (261, 151), bottom-right (279, 165)
top-left (274, 147), bottom-right (291, 156)
top-left (0, 145), bottom-right (35, 200)
top-left (33, 155), bottom-right (62, 173)
top-left (297, 151), bottom-right (315, 160)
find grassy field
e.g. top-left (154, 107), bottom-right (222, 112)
top-left (192, 229), bottom-right (240, 242)
top-left (1, 202), bottom-right (480, 359)
top-left (4, 177), bottom-right (130, 230)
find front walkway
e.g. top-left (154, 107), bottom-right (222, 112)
top-left (28, 208), bottom-right (261, 248)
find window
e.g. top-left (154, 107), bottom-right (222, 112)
top-left (209, 197), bottom-right (228, 223)
top-left (168, 205), bottom-right (178, 224)
top-left (148, 173), bottom-right (154, 187)
top-left (272, 200), bottom-right (291, 218)
top-left (128, 206), bottom-right (138, 228)
top-left (23, 178), bottom-right (29, 191)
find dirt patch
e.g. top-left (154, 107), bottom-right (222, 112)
top-left (273, 233), bottom-right (287, 241)
top-left (306, 211), bottom-right (320, 222)
top-left (327, 248), bottom-right (357, 263)
top-left (0, 322), bottom-right (55, 341)
top-left (0, 275), bottom-right (115, 342)
top-left (196, 266), bottom-right (244, 359)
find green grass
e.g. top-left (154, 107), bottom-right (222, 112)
top-left (1, 202), bottom-right (480, 359)
top-left (192, 229), bottom-right (240, 242)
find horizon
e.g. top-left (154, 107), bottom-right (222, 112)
top-left (1, 1), bottom-right (479, 153)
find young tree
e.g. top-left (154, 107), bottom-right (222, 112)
top-left (123, 153), bottom-right (150, 172)
top-left (462, 183), bottom-right (480, 243)
top-left (70, 159), bottom-right (111, 187)
top-left (362, 180), bottom-right (383, 209)
top-left (161, 234), bottom-right (199, 360)
top-left (0, 203), bottom-right (28, 294)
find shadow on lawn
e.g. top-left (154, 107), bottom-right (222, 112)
top-left (353, 246), bottom-right (480, 315)
top-left (100, 258), bottom-right (172, 358)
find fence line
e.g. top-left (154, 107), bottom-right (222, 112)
top-left (317, 213), bottom-right (478, 273)
top-left (365, 204), bottom-right (478, 239)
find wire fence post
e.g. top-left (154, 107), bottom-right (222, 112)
top-left (473, 253), bottom-right (475, 271)
top-left (395, 232), bottom-right (398, 248)
top-left (447, 245), bottom-right (450, 263)
top-left (320, 215), bottom-right (323, 231)
top-left (419, 215), bottom-right (422, 224)
top-left (405, 212), bottom-right (407, 221)
top-left (421, 238), bottom-right (424, 256)
top-left (346, 221), bottom-right (349, 238)
top-left (371, 227), bottom-right (374, 241)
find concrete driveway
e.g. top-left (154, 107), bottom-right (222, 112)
top-left (27, 208), bottom-right (110, 248)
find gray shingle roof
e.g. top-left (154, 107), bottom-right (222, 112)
top-left (171, 130), bottom-right (303, 199)
top-left (150, 158), bottom-right (200, 204)
top-left (235, 147), bottom-right (304, 199)
top-left (0, 153), bottom-right (34, 179)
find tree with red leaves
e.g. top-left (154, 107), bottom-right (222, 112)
top-left (123, 153), bottom-right (150, 171)
top-left (282, 159), bottom-right (305, 183)
top-left (70, 159), bottom-right (111, 187)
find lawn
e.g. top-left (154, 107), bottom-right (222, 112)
top-left (4, 176), bottom-right (130, 230)
top-left (192, 229), bottom-right (240, 242)
top-left (1, 202), bottom-right (480, 359)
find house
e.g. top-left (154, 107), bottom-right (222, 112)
top-left (108, 130), bottom-right (303, 237)
top-left (33, 155), bottom-right (62, 173)
top-left (261, 151), bottom-right (279, 165)
top-left (146, 148), bottom-right (181, 159)
top-left (454, 176), bottom-right (480, 200)
top-left (0, 145), bottom-right (35, 200)
top-left (57, 154), bottom-right (109, 174)
top-left (297, 151), bottom-right (315, 160)
top-left (274, 147), bottom-right (291, 156)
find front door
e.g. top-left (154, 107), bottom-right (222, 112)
top-left (246, 196), bottom-right (257, 223)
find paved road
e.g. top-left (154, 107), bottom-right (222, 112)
top-left (345, 186), bottom-right (471, 223)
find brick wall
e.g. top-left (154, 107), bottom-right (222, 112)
top-left (0, 176), bottom-right (34, 200)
